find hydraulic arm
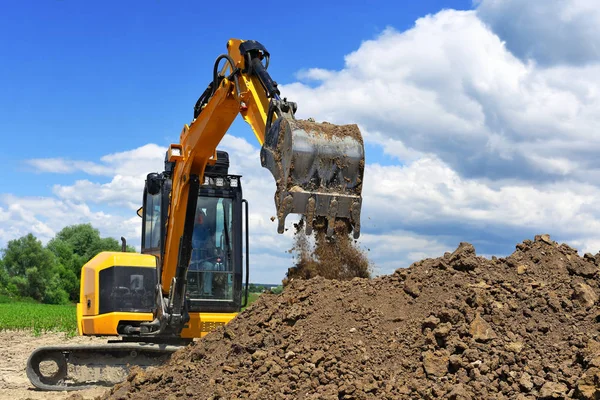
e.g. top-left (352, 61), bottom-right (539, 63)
top-left (143, 38), bottom-right (365, 337)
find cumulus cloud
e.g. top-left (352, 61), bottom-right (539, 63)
top-left (476, 0), bottom-right (600, 66)
top-left (10, 138), bottom-right (302, 282)
top-left (0, 194), bottom-right (140, 248)
top-left (33, 144), bottom-right (167, 210)
top-left (278, 7), bottom-right (600, 257)
top-left (362, 158), bottom-right (600, 252)
top-left (26, 159), bottom-right (112, 175)
top-left (27, 144), bottom-right (166, 177)
top-left (5, 4), bottom-right (600, 282)
top-left (282, 10), bottom-right (600, 185)
top-left (6, 145), bottom-right (167, 249)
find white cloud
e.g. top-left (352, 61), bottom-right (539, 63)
top-left (99, 144), bottom-right (167, 177)
top-left (476, 0), bottom-right (600, 66)
top-left (26, 158), bottom-right (112, 175)
top-left (282, 10), bottom-right (600, 185)
top-left (52, 176), bottom-right (147, 210)
top-left (27, 144), bottom-right (166, 177)
top-left (5, 4), bottom-right (600, 283)
top-left (5, 146), bottom-right (167, 249)
top-left (362, 158), bottom-right (600, 241)
top-left (358, 230), bottom-right (450, 275)
top-left (0, 194), bottom-right (140, 248)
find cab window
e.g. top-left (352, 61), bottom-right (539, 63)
top-left (187, 196), bottom-right (234, 301)
top-left (143, 191), bottom-right (161, 250)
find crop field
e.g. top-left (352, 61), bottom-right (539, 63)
top-left (0, 300), bottom-right (77, 335)
top-left (0, 293), bottom-right (263, 336)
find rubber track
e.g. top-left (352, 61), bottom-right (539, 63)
top-left (26, 342), bottom-right (182, 391)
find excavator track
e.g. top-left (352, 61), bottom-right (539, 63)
top-left (26, 342), bottom-right (182, 391)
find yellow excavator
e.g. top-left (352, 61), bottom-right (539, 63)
top-left (26, 38), bottom-right (365, 390)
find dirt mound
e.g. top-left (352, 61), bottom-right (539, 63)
top-left (284, 219), bottom-right (371, 283)
top-left (105, 234), bottom-right (600, 399)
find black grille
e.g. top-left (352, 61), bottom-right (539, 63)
top-left (200, 321), bottom-right (225, 333)
top-left (99, 266), bottom-right (156, 314)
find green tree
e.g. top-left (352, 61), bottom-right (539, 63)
top-left (270, 285), bottom-right (283, 294)
top-left (1, 234), bottom-right (69, 304)
top-left (47, 224), bottom-right (136, 301)
top-left (0, 259), bottom-right (7, 287)
top-left (50, 223), bottom-right (134, 260)
top-left (2, 234), bottom-right (49, 277)
top-left (52, 224), bottom-right (112, 261)
top-left (0, 225), bottom-right (137, 304)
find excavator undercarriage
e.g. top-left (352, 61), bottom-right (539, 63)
top-left (27, 342), bottom-right (180, 391)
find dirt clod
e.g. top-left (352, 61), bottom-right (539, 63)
top-left (284, 219), bottom-right (371, 283)
top-left (103, 234), bottom-right (600, 399)
top-left (469, 314), bottom-right (497, 342)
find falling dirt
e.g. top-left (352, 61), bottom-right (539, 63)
top-left (284, 218), bottom-right (371, 283)
top-left (0, 331), bottom-right (107, 400)
top-left (103, 233), bottom-right (600, 399)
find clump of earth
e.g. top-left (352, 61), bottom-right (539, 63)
top-left (104, 234), bottom-right (600, 399)
top-left (284, 218), bottom-right (371, 284)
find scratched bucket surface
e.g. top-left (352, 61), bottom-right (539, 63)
top-left (260, 116), bottom-right (365, 238)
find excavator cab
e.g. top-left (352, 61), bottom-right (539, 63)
top-left (188, 197), bottom-right (234, 302)
top-left (141, 151), bottom-right (248, 316)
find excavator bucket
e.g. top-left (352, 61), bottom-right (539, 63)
top-left (261, 115), bottom-right (365, 239)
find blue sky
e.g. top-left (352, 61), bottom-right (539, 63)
top-left (0, 0), bottom-right (471, 178)
top-left (2, 0), bottom-right (600, 283)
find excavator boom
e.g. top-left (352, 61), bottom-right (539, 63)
top-left (159, 38), bottom-right (364, 300)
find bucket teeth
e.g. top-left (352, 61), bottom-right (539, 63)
top-left (326, 199), bottom-right (339, 237)
top-left (351, 201), bottom-right (361, 239)
top-left (305, 197), bottom-right (315, 236)
top-left (278, 195), bottom-right (293, 234)
top-left (261, 115), bottom-right (365, 237)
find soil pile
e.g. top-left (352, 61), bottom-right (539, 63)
top-left (105, 234), bottom-right (600, 399)
top-left (284, 219), bottom-right (371, 283)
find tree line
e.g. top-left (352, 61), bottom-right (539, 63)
top-left (0, 224), bottom-right (135, 304)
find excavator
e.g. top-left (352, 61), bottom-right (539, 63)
top-left (26, 38), bottom-right (365, 391)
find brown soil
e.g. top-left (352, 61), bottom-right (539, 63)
top-left (284, 219), bottom-right (371, 283)
top-left (0, 330), bottom-right (106, 400)
top-left (104, 234), bottom-right (600, 399)
top-left (294, 119), bottom-right (364, 144)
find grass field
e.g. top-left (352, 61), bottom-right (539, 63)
top-left (0, 292), bottom-right (264, 335)
top-left (0, 301), bottom-right (77, 335)
top-left (243, 292), bottom-right (261, 310)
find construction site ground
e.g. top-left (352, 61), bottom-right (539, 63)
top-left (0, 331), bottom-right (106, 400)
top-left (6, 234), bottom-right (600, 399)
top-left (101, 234), bottom-right (600, 399)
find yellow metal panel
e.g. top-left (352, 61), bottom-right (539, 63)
top-left (181, 311), bottom-right (238, 338)
top-left (80, 252), bottom-right (156, 316)
top-left (91, 252), bottom-right (157, 271)
top-left (81, 311), bottom-right (237, 338)
top-left (81, 312), bottom-right (153, 336)
top-left (81, 252), bottom-right (155, 275)
top-left (81, 267), bottom-right (96, 316)
top-left (76, 303), bottom-right (83, 336)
